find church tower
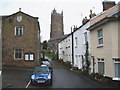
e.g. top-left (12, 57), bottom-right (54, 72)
top-left (50, 9), bottom-right (64, 38)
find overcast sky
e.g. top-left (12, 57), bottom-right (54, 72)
top-left (0, 0), bottom-right (119, 42)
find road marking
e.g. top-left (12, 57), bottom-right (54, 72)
top-left (0, 71), bottom-right (1, 76)
top-left (25, 80), bottom-right (31, 88)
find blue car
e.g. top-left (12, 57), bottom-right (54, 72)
top-left (31, 65), bottom-right (52, 85)
top-left (40, 61), bottom-right (53, 74)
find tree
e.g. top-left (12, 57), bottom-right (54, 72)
top-left (41, 40), bottom-right (48, 60)
top-left (84, 41), bottom-right (90, 73)
top-left (42, 40), bottom-right (48, 50)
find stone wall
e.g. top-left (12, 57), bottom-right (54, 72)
top-left (2, 11), bottom-right (40, 68)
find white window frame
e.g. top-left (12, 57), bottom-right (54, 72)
top-left (14, 48), bottom-right (23, 60)
top-left (97, 29), bottom-right (103, 46)
top-left (68, 39), bottom-right (70, 47)
top-left (25, 53), bottom-right (34, 61)
top-left (15, 26), bottom-right (23, 36)
top-left (98, 58), bottom-right (104, 62)
top-left (76, 55), bottom-right (78, 67)
top-left (114, 59), bottom-right (120, 64)
top-left (97, 58), bottom-right (104, 75)
top-left (75, 37), bottom-right (77, 48)
top-left (113, 59), bottom-right (120, 81)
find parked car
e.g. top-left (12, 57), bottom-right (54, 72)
top-left (40, 61), bottom-right (53, 73)
top-left (31, 65), bottom-right (52, 85)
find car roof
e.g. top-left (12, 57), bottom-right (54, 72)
top-left (34, 65), bottom-right (50, 70)
top-left (42, 61), bottom-right (50, 62)
top-left (40, 64), bottom-right (47, 67)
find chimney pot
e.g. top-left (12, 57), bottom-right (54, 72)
top-left (82, 17), bottom-right (89, 24)
top-left (102, 1), bottom-right (116, 11)
top-left (89, 10), bottom-right (96, 19)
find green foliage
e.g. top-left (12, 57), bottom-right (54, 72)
top-left (84, 41), bottom-right (90, 73)
top-left (66, 61), bottom-right (71, 65)
top-left (91, 73), bottom-right (103, 79)
top-left (42, 40), bottom-right (48, 50)
top-left (90, 73), bottom-right (108, 83)
top-left (45, 51), bottom-right (57, 59)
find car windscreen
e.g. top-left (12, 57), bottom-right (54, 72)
top-left (42, 61), bottom-right (51, 65)
top-left (34, 67), bottom-right (49, 73)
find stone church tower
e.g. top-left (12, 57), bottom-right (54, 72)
top-left (50, 9), bottom-right (64, 38)
top-left (48, 9), bottom-right (68, 59)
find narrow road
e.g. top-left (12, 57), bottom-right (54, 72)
top-left (28, 60), bottom-right (106, 88)
top-left (2, 59), bottom-right (112, 88)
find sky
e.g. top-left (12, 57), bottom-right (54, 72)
top-left (0, 0), bottom-right (119, 42)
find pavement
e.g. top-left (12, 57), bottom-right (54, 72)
top-left (2, 68), bottom-right (32, 88)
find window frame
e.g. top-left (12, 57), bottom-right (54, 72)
top-left (75, 37), bottom-right (77, 48)
top-left (97, 58), bottom-right (104, 75)
top-left (113, 59), bottom-right (120, 80)
top-left (15, 26), bottom-right (23, 36)
top-left (24, 53), bottom-right (34, 61)
top-left (68, 39), bottom-right (70, 47)
top-left (14, 48), bottom-right (23, 60)
top-left (97, 29), bottom-right (103, 46)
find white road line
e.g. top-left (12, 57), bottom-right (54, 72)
top-left (25, 80), bottom-right (31, 88)
top-left (0, 71), bottom-right (1, 76)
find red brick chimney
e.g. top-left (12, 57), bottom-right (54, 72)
top-left (89, 10), bottom-right (96, 19)
top-left (102, 1), bottom-right (116, 11)
top-left (73, 25), bottom-right (77, 31)
top-left (82, 17), bottom-right (89, 24)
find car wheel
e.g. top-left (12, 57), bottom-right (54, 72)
top-left (30, 80), bottom-right (34, 85)
top-left (51, 71), bottom-right (53, 75)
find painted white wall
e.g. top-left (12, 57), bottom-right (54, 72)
top-left (58, 22), bottom-right (91, 71)
top-left (58, 38), bottom-right (66, 61)
top-left (58, 40), bottom-right (63, 60)
top-left (66, 35), bottom-right (72, 63)
top-left (73, 22), bottom-right (90, 70)
top-left (58, 34), bottom-right (72, 63)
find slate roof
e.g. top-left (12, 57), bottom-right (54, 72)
top-left (2, 11), bottom-right (38, 19)
top-left (48, 34), bottom-right (69, 42)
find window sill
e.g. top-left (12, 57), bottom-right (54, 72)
top-left (97, 44), bottom-right (103, 48)
top-left (14, 58), bottom-right (23, 60)
top-left (24, 60), bottom-right (34, 62)
top-left (14, 35), bottom-right (23, 37)
top-left (112, 77), bottom-right (120, 81)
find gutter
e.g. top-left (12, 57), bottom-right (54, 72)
top-left (71, 31), bottom-right (74, 67)
top-left (87, 16), bottom-right (119, 31)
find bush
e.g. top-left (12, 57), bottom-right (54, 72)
top-left (90, 73), bottom-right (108, 83)
top-left (65, 61), bottom-right (71, 68)
top-left (91, 73), bottom-right (103, 79)
top-left (65, 61), bottom-right (71, 65)
top-left (45, 51), bottom-right (57, 59)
